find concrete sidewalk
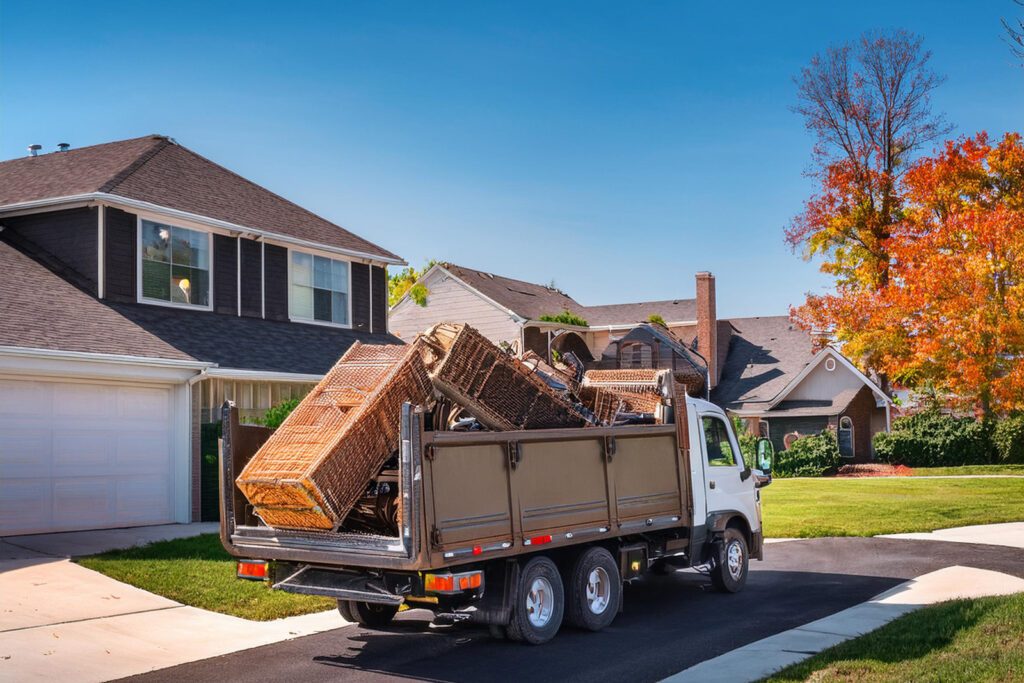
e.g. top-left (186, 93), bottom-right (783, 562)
top-left (0, 521), bottom-right (346, 682)
top-left (878, 521), bottom-right (1024, 549)
top-left (662, 565), bottom-right (1024, 683)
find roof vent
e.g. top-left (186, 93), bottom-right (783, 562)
top-left (27, 144), bottom-right (42, 157)
top-left (57, 142), bottom-right (70, 152)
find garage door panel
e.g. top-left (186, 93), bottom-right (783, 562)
top-left (115, 432), bottom-right (171, 471)
top-left (117, 476), bottom-right (172, 524)
top-left (0, 428), bottom-right (52, 477)
top-left (52, 431), bottom-right (114, 472)
top-left (0, 379), bottom-right (51, 415)
top-left (52, 478), bottom-right (115, 528)
top-left (0, 377), bottom-right (177, 536)
top-left (52, 384), bottom-right (118, 418)
top-left (0, 479), bottom-right (51, 535)
top-left (118, 387), bottom-right (170, 421)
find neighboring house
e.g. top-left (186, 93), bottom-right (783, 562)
top-left (0, 135), bottom-right (403, 536)
top-left (390, 263), bottom-right (891, 461)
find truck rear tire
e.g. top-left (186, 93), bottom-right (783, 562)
top-left (506, 556), bottom-right (564, 645)
top-left (343, 600), bottom-right (399, 629)
top-left (337, 599), bottom-right (355, 622)
top-left (566, 547), bottom-right (620, 631)
top-left (710, 528), bottom-right (748, 593)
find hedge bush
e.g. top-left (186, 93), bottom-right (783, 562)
top-left (993, 415), bottom-right (1024, 464)
top-left (872, 409), bottom-right (996, 467)
top-left (774, 431), bottom-right (842, 478)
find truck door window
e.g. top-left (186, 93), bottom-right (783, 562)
top-left (702, 416), bottom-right (736, 467)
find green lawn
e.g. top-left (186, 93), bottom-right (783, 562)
top-left (764, 593), bottom-right (1024, 682)
top-left (908, 464), bottom-right (1024, 477)
top-left (77, 534), bottom-right (335, 621)
top-left (762, 476), bottom-right (1024, 538)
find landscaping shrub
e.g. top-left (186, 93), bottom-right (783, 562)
top-left (872, 409), bottom-right (995, 467)
top-left (774, 431), bottom-right (842, 478)
top-left (993, 414), bottom-right (1024, 464)
top-left (256, 398), bottom-right (301, 430)
top-left (538, 310), bottom-right (589, 327)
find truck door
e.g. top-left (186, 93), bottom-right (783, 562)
top-left (698, 411), bottom-right (759, 530)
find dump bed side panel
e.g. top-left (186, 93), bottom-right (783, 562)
top-left (612, 433), bottom-right (683, 523)
top-left (427, 443), bottom-right (514, 547)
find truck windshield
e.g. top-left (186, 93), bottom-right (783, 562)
top-left (702, 416), bottom-right (737, 467)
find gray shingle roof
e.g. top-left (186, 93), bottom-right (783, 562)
top-left (583, 299), bottom-right (697, 326)
top-left (442, 263), bottom-right (587, 321)
top-left (0, 240), bottom-right (400, 374)
top-left (0, 136), bottom-right (401, 262)
top-left (710, 315), bottom-right (816, 410)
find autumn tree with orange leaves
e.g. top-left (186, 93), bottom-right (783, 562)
top-left (884, 133), bottom-right (1024, 416)
top-left (788, 30), bottom-right (950, 393)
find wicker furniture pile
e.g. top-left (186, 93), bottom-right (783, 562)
top-left (236, 323), bottom-right (595, 532)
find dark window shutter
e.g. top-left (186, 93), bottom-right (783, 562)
top-left (104, 208), bottom-right (137, 302)
top-left (350, 262), bottom-right (370, 332)
top-left (371, 265), bottom-right (387, 334)
top-left (263, 244), bottom-right (289, 321)
top-left (239, 238), bottom-right (262, 318)
top-left (213, 234), bottom-right (237, 315)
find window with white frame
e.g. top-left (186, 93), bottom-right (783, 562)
top-left (140, 220), bottom-right (210, 307)
top-left (290, 251), bottom-right (350, 325)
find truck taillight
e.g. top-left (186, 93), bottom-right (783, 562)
top-left (237, 560), bottom-right (268, 580)
top-left (424, 570), bottom-right (483, 594)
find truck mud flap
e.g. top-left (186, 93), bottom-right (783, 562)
top-left (272, 565), bottom-right (403, 605)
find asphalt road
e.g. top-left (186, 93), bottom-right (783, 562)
top-left (123, 537), bottom-right (1024, 683)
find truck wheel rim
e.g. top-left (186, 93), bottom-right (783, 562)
top-left (727, 540), bottom-right (743, 580)
top-left (526, 577), bottom-right (554, 627)
top-left (586, 567), bottom-right (611, 614)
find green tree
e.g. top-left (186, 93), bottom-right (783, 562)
top-left (388, 260), bottom-right (438, 308)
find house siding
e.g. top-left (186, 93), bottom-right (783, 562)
top-left (238, 238), bottom-right (262, 318)
top-left (1, 207), bottom-right (98, 295)
top-left (263, 244), bottom-right (288, 321)
top-left (785, 356), bottom-right (864, 401)
top-left (104, 207), bottom-right (137, 302)
top-left (351, 262), bottom-right (371, 332)
top-left (212, 234), bottom-right (237, 315)
top-left (371, 265), bottom-right (387, 334)
top-left (388, 269), bottom-right (520, 344)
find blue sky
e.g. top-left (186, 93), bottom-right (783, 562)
top-left (2, 1), bottom-right (1021, 317)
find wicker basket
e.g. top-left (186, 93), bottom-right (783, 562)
top-left (581, 368), bottom-right (672, 424)
top-left (423, 323), bottom-right (590, 430)
top-left (236, 341), bottom-right (432, 530)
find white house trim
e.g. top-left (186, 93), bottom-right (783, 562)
top-left (97, 205), bottom-right (105, 299)
top-left (767, 347), bottom-right (891, 409)
top-left (0, 193), bottom-right (406, 266)
top-left (204, 367), bottom-right (323, 383)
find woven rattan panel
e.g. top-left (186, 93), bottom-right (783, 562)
top-left (236, 341), bottom-right (432, 530)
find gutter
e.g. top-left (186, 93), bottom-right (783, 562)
top-left (0, 193), bottom-right (406, 267)
top-left (0, 345), bottom-right (213, 370)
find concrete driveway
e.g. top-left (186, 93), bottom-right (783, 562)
top-left (0, 524), bottom-right (342, 682)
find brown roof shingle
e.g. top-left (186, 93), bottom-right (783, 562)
top-left (442, 263), bottom-right (588, 321)
top-left (0, 136), bottom-right (401, 262)
top-left (582, 299), bottom-right (697, 326)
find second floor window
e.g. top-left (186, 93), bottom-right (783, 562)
top-left (290, 251), bottom-right (349, 325)
top-left (140, 220), bottom-right (210, 307)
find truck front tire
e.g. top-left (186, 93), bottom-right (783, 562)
top-left (709, 528), bottom-right (748, 593)
top-left (339, 600), bottom-right (399, 629)
top-left (566, 547), bottom-right (621, 631)
top-left (507, 556), bottom-right (564, 645)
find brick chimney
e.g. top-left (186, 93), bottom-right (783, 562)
top-left (696, 272), bottom-right (717, 389)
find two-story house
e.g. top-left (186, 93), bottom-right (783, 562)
top-left (0, 135), bottom-right (403, 536)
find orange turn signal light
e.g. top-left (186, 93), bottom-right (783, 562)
top-left (237, 560), bottom-right (268, 580)
top-left (424, 570), bottom-right (483, 594)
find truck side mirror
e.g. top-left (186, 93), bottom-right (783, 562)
top-left (756, 438), bottom-right (774, 473)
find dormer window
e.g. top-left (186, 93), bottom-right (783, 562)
top-left (139, 220), bottom-right (211, 308)
top-left (289, 250), bottom-right (350, 326)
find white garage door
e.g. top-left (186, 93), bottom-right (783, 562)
top-left (0, 377), bottom-right (175, 536)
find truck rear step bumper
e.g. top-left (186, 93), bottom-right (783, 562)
top-left (272, 565), bottom-right (404, 605)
